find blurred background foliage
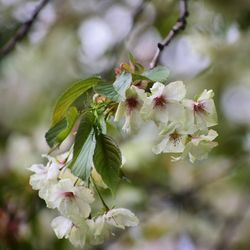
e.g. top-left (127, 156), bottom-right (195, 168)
top-left (0, 0), bottom-right (250, 249)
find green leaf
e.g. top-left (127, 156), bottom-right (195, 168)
top-left (45, 107), bottom-right (79, 148)
top-left (93, 133), bottom-right (122, 194)
top-left (113, 72), bottom-right (132, 100)
top-left (70, 129), bottom-right (96, 183)
top-left (94, 83), bottom-right (122, 102)
top-left (128, 52), bottom-right (144, 74)
top-left (128, 52), bottom-right (136, 65)
top-left (132, 73), bottom-right (151, 82)
top-left (142, 66), bottom-right (170, 82)
top-left (73, 112), bottom-right (95, 157)
top-left (69, 112), bottom-right (96, 183)
top-left (51, 76), bottom-right (101, 126)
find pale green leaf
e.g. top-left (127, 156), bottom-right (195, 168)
top-left (70, 129), bottom-right (96, 183)
top-left (51, 77), bottom-right (101, 126)
top-left (94, 83), bottom-right (122, 102)
top-left (142, 66), bottom-right (170, 83)
top-left (113, 72), bottom-right (132, 100)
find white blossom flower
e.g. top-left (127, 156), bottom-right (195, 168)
top-left (28, 163), bottom-right (59, 190)
top-left (114, 86), bottom-right (146, 133)
top-left (86, 208), bottom-right (138, 244)
top-left (183, 89), bottom-right (217, 130)
top-left (86, 216), bottom-right (110, 245)
top-left (28, 156), bottom-right (61, 204)
top-left (51, 216), bottom-right (86, 248)
top-left (172, 129), bottom-right (218, 163)
top-left (48, 178), bottom-right (94, 219)
top-left (152, 122), bottom-right (190, 154)
top-left (104, 208), bottom-right (139, 229)
top-left (140, 81), bottom-right (186, 124)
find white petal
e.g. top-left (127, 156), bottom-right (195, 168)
top-left (150, 82), bottom-right (165, 97)
top-left (163, 136), bottom-right (186, 153)
top-left (51, 216), bottom-right (72, 239)
top-left (140, 98), bottom-right (154, 121)
top-left (198, 89), bottom-right (214, 101)
top-left (153, 108), bottom-right (169, 124)
top-left (86, 216), bottom-right (109, 245)
top-left (105, 208), bottom-right (139, 229)
top-left (152, 137), bottom-right (168, 155)
top-left (28, 164), bottom-right (46, 174)
top-left (114, 102), bottom-right (126, 122)
top-left (47, 163), bottom-right (60, 180)
top-left (131, 85), bottom-right (147, 101)
top-left (58, 198), bottom-right (80, 219)
top-left (166, 103), bottom-right (185, 122)
top-left (69, 225), bottom-right (86, 248)
top-left (59, 168), bottom-right (80, 184)
top-left (182, 99), bottom-right (195, 110)
top-left (122, 110), bottom-right (142, 133)
top-left (29, 173), bottom-right (46, 190)
top-left (164, 81), bottom-right (186, 101)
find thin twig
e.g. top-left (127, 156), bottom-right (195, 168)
top-left (150, 0), bottom-right (189, 69)
top-left (0, 0), bottom-right (51, 59)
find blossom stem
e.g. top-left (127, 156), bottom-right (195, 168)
top-left (91, 177), bottom-right (110, 211)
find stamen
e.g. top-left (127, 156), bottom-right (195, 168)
top-left (126, 97), bottom-right (139, 112)
top-left (193, 101), bottom-right (205, 113)
top-left (169, 131), bottom-right (181, 146)
top-left (63, 192), bottom-right (74, 198)
top-left (153, 95), bottom-right (167, 108)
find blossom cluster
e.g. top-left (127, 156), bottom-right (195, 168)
top-left (114, 81), bottom-right (218, 162)
top-left (28, 154), bottom-right (139, 248)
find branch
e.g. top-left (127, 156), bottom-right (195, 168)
top-left (0, 0), bottom-right (50, 59)
top-left (150, 0), bottom-right (189, 69)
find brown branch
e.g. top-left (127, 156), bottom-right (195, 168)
top-left (150, 0), bottom-right (189, 69)
top-left (0, 0), bottom-right (51, 59)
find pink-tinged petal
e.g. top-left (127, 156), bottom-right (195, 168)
top-left (47, 163), bottom-right (60, 180)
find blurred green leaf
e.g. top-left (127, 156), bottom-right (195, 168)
top-left (142, 66), bottom-right (170, 83)
top-left (94, 83), bottom-right (122, 102)
top-left (45, 107), bottom-right (79, 148)
top-left (113, 72), bottom-right (132, 100)
top-left (51, 77), bottom-right (101, 126)
top-left (93, 133), bottom-right (122, 194)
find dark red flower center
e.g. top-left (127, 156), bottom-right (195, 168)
top-left (193, 102), bottom-right (205, 113)
top-left (63, 192), bottom-right (74, 198)
top-left (169, 131), bottom-right (181, 146)
top-left (126, 97), bottom-right (139, 112)
top-left (153, 95), bottom-right (167, 108)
